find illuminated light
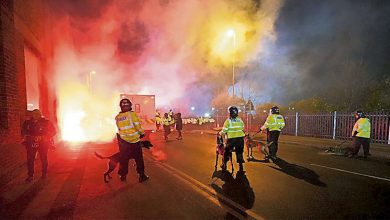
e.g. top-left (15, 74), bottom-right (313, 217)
top-left (57, 82), bottom-right (118, 144)
top-left (211, 107), bottom-right (215, 111)
top-left (62, 111), bottom-right (86, 142)
top-left (204, 112), bottom-right (210, 117)
top-left (226, 29), bottom-right (235, 37)
top-left (191, 106), bottom-right (195, 111)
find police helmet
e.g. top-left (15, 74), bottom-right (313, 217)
top-left (119, 98), bottom-right (132, 111)
top-left (271, 106), bottom-right (280, 114)
top-left (31, 109), bottom-right (42, 120)
top-left (355, 110), bottom-right (366, 118)
top-left (228, 106), bottom-right (239, 118)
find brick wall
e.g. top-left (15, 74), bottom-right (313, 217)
top-left (0, 1), bottom-right (19, 144)
top-left (0, 0), bottom-right (50, 145)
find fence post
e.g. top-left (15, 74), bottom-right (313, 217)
top-left (388, 117), bottom-right (390, 144)
top-left (295, 112), bottom-right (298, 136)
top-left (332, 111), bottom-right (337, 139)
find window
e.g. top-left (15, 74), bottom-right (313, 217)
top-left (24, 46), bottom-right (40, 111)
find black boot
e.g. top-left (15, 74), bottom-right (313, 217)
top-left (239, 163), bottom-right (244, 171)
top-left (139, 174), bottom-right (149, 183)
top-left (220, 163), bottom-right (227, 171)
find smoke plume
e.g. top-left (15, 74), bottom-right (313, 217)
top-left (48, 0), bottom-right (282, 141)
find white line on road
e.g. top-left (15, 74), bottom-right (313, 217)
top-left (310, 164), bottom-right (390, 182)
top-left (144, 153), bottom-right (264, 220)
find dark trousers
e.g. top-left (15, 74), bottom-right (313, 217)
top-left (118, 138), bottom-right (145, 176)
top-left (26, 145), bottom-right (48, 177)
top-left (267, 130), bottom-right (280, 157)
top-left (352, 137), bottom-right (370, 156)
top-left (224, 137), bottom-right (245, 164)
top-left (177, 129), bottom-right (182, 139)
top-left (163, 125), bottom-right (171, 139)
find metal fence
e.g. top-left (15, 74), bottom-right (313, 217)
top-left (213, 112), bottom-right (390, 144)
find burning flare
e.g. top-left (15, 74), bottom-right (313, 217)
top-left (57, 82), bottom-right (118, 143)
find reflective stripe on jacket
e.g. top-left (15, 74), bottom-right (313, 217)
top-left (352, 118), bottom-right (371, 138)
top-left (115, 111), bottom-right (144, 143)
top-left (168, 115), bottom-right (175, 125)
top-left (222, 117), bottom-right (245, 139)
top-left (163, 117), bottom-right (171, 126)
top-left (263, 114), bottom-right (285, 131)
top-left (155, 116), bottom-right (161, 125)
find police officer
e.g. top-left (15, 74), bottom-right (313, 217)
top-left (21, 109), bottom-right (56, 182)
top-left (349, 110), bottom-right (371, 158)
top-left (261, 106), bottom-right (285, 161)
top-left (115, 98), bottom-right (149, 182)
top-left (175, 113), bottom-right (183, 140)
top-left (155, 111), bottom-right (162, 131)
top-left (221, 106), bottom-right (246, 171)
top-left (162, 113), bottom-right (171, 141)
top-left (168, 109), bottom-right (175, 128)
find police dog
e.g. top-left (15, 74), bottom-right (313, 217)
top-left (215, 134), bottom-right (234, 173)
top-left (95, 140), bottom-right (153, 183)
top-left (245, 134), bottom-right (270, 161)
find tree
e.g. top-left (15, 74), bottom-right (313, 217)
top-left (288, 97), bottom-right (334, 113)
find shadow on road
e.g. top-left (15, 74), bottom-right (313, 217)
top-left (247, 157), bottom-right (270, 163)
top-left (211, 170), bottom-right (255, 219)
top-left (270, 158), bottom-right (327, 187)
top-left (0, 179), bottom-right (47, 219)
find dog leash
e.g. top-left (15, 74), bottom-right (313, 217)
top-left (247, 130), bottom-right (262, 138)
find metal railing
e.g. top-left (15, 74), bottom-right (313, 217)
top-left (212, 112), bottom-right (390, 144)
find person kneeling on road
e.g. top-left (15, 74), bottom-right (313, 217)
top-left (221, 106), bottom-right (246, 171)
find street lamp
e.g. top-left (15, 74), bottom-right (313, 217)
top-left (87, 70), bottom-right (96, 92)
top-left (226, 29), bottom-right (236, 97)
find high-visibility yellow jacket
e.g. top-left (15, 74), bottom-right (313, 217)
top-left (352, 118), bottom-right (371, 138)
top-left (163, 117), bottom-right (171, 126)
top-left (115, 111), bottom-right (144, 143)
top-left (262, 114), bottom-right (285, 131)
top-left (155, 115), bottom-right (162, 125)
top-left (167, 115), bottom-right (175, 125)
top-left (222, 117), bottom-right (245, 139)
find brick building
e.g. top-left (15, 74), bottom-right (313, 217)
top-left (0, 0), bottom-right (55, 145)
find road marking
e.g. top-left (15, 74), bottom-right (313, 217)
top-left (144, 153), bottom-right (264, 220)
top-left (310, 164), bottom-right (390, 182)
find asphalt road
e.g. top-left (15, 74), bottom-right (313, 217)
top-left (1, 131), bottom-right (389, 219)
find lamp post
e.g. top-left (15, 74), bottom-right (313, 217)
top-left (226, 29), bottom-right (236, 97)
top-left (87, 70), bottom-right (96, 92)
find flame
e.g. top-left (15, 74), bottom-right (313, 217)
top-left (62, 110), bottom-right (86, 142)
top-left (57, 81), bottom-right (118, 143)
